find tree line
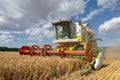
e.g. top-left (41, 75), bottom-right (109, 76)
top-left (0, 47), bottom-right (19, 51)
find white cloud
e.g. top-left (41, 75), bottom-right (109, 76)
top-left (25, 22), bottom-right (54, 42)
top-left (0, 32), bottom-right (17, 43)
top-left (0, 16), bottom-right (6, 24)
top-left (99, 17), bottom-right (120, 34)
top-left (97, 0), bottom-right (119, 10)
top-left (82, 9), bottom-right (103, 22)
top-left (0, 0), bottom-right (88, 43)
top-left (0, 0), bottom-right (23, 19)
top-left (54, 0), bottom-right (87, 19)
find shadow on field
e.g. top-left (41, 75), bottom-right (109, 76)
top-left (101, 64), bottom-right (109, 69)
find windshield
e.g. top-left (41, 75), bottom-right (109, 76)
top-left (55, 22), bottom-right (75, 39)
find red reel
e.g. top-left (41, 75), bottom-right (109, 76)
top-left (19, 45), bottom-right (31, 55)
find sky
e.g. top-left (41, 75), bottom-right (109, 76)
top-left (0, 0), bottom-right (120, 48)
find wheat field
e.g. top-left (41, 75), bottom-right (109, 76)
top-left (59, 59), bottom-right (120, 80)
top-left (0, 46), bottom-right (120, 80)
top-left (0, 52), bottom-right (85, 80)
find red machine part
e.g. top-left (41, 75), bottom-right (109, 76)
top-left (30, 45), bottom-right (41, 56)
top-left (19, 43), bottom-right (93, 62)
top-left (86, 42), bottom-right (93, 62)
top-left (19, 45), bottom-right (41, 56)
top-left (42, 44), bottom-right (52, 56)
top-left (59, 43), bottom-right (69, 58)
top-left (19, 45), bottom-right (31, 55)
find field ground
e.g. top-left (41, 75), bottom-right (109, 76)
top-left (0, 46), bottom-right (120, 80)
top-left (60, 59), bottom-right (120, 80)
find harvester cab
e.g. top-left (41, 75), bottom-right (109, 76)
top-left (19, 19), bottom-right (104, 75)
top-left (52, 19), bottom-right (96, 52)
top-left (52, 19), bottom-right (77, 43)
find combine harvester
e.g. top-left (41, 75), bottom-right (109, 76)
top-left (19, 19), bottom-right (104, 75)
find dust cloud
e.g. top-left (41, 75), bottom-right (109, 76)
top-left (104, 46), bottom-right (120, 59)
